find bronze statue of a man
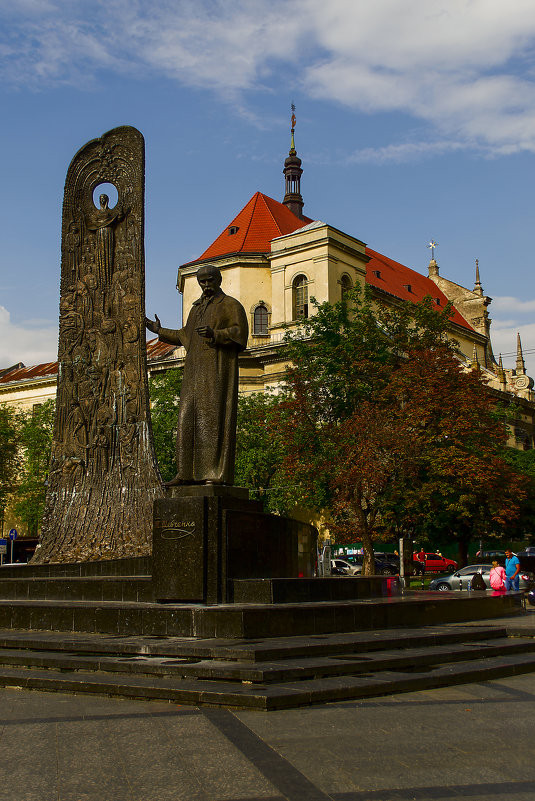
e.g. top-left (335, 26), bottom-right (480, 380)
top-left (146, 264), bottom-right (248, 485)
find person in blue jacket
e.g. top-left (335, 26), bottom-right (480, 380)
top-left (504, 548), bottom-right (521, 591)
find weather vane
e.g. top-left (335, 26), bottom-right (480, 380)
top-left (428, 239), bottom-right (438, 259)
top-left (291, 102), bottom-right (296, 131)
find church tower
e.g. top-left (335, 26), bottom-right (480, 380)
top-left (282, 105), bottom-right (304, 219)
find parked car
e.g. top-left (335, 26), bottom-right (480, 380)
top-left (342, 555), bottom-right (399, 576)
top-left (414, 553), bottom-right (458, 573)
top-left (330, 564), bottom-right (349, 576)
top-left (429, 564), bottom-right (532, 592)
top-left (373, 552), bottom-right (400, 565)
top-left (373, 552), bottom-right (426, 576)
top-left (475, 549), bottom-right (535, 573)
top-left (331, 559), bottom-right (360, 576)
top-left (475, 549), bottom-right (509, 560)
top-left (516, 550), bottom-right (535, 573)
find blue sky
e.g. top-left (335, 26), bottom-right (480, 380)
top-left (1, 0), bottom-right (535, 375)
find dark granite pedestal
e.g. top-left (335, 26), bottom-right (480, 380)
top-left (152, 486), bottom-right (318, 604)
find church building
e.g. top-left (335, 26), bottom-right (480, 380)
top-left (156, 123), bottom-right (535, 448)
top-left (2, 124), bottom-right (534, 448)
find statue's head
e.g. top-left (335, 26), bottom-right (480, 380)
top-left (196, 264), bottom-right (222, 297)
top-left (99, 194), bottom-right (109, 209)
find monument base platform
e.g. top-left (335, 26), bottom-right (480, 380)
top-left (152, 487), bottom-right (318, 603)
top-left (0, 590), bottom-right (524, 638)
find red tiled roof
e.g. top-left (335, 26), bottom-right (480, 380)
top-left (0, 362), bottom-right (58, 384)
top-left (0, 340), bottom-right (176, 386)
top-left (190, 192), bottom-right (312, 264)
top-left (146, 338), bottom-right (176, 360)
top-left (365, 248), bottom-right (473, 330)
top-left (186, 192), bottom-right (475, 332)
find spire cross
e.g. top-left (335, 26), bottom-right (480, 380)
top-left (290, 103), bottom-right (296, 154)
top-left (428, 239), bottom-right (438, 260)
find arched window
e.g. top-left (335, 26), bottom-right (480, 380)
top-left (340, 274), bottom-right (352, 300)
top-left (253, 304), bottom-right (269, 335)
top-left (293, 275), bottom-right (308, 319)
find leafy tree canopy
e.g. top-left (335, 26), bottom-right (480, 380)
top-left (0, 403), bottom-right (21, 522)
top-left (235, 393), bottom-right (298, 514)
top-left (274, 285), bottom-right (530, 571)
top-left (148, 367), bottom-right (183, 482)
top-left (12, 400), bottom-right (55, 535)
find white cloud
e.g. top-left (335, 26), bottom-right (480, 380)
top-left (348, 140), bottom-right (465, 165)
top-left (3, 0), bottom-right (535, 154)
top-left (491, 296), bottom-right (535, 314)
top-left (490, 320), bottom-right (535, 371)
top-left (0, 306), bottom-right (58, 368)
top-left (488, 295), bottom-right (535, 375)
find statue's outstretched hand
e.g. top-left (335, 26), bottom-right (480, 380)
top-left (145, 314), bottom-right (161, 334)
top-left (195, 325), bottom-right (214, 339)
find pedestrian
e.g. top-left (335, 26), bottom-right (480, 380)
top-left (489, 560), bottom-right (506, 591)
top-left (504, 548), bottom-right (521, 591)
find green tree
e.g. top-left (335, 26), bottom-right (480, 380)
top-left (375, 348), bottom-right (529, 565)
top-left (235, 393), bottom-right (295, 514)
top-left (148, 367), bottom-right (183, 481)
top-left (12, 400), bottom-right (55, 535)
top-left (0, 404), bottom-right (21, 533)
top-left (499, 448), bottom-right (535, 545)
top-left (275, 285), bottom-right (528, 572)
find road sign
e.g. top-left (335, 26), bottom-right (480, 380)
top-left (8, 529), bottom-right (17, 540)
top-left (0, 539), bottom-right (7, 555)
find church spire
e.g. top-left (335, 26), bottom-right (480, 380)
top-left (471, 343), bottom-right (480, 371)
top-left (516, 333), bottom-right (526, 375)
top-left (283, 103), bottom-right (304, 219)
top-left (497, 353), bottom-right (506, 384)
top-left (427, 239), bottom-right (439, 278)
top-left (474, 258), bottom-right (483, 295)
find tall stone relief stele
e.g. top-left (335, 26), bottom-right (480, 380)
top-left (33, 126), bottom-right (163, 564)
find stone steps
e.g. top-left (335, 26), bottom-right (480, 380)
top-left (0, 623), bottom-right (510, 659)
top-left (0, 577), bottom-right (153, 603)
top-left (0, 624), bottom-right (534, 709)
top-left (0, 636), bottom-right (533, 682)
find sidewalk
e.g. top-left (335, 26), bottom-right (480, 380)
top-left (455, 605), bottom-right (535, 634)
top-left (1, 656), bottom-right (535, 800)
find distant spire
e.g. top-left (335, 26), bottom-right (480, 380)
top-left (516, 333), bottom-right (526, 375)
top-left (472, 343), bottom-right (480, 370)
top-left (497, 353), bottom-right (506, 383)
top-left (283, 103), bottom-right (304, 219)
top-left (428, 239), bottom-right (439, 278)
top-left (474, 258), bottom-right (483, 295)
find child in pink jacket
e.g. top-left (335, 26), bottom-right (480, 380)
top-left (489, 560), bottom-right (506, 591)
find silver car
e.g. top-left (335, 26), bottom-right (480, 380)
top-left (331, 559), bottom-right (360, 576)
top-left (429, 563), bottom-right (532, 592)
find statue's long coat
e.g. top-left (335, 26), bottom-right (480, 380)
top-left (158, 290), bottom-right (248, 484)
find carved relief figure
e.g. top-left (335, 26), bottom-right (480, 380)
top-left (86, 193), bottom-right (124, 285)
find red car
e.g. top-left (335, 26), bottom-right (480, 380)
top-left (413, 552), bottom-right (458, 573)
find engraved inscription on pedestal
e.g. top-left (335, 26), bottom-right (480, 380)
top-left (153, 498), bottom-right (206, 601)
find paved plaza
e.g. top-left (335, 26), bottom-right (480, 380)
top-left (1, 670), bottom-right (535, 801)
